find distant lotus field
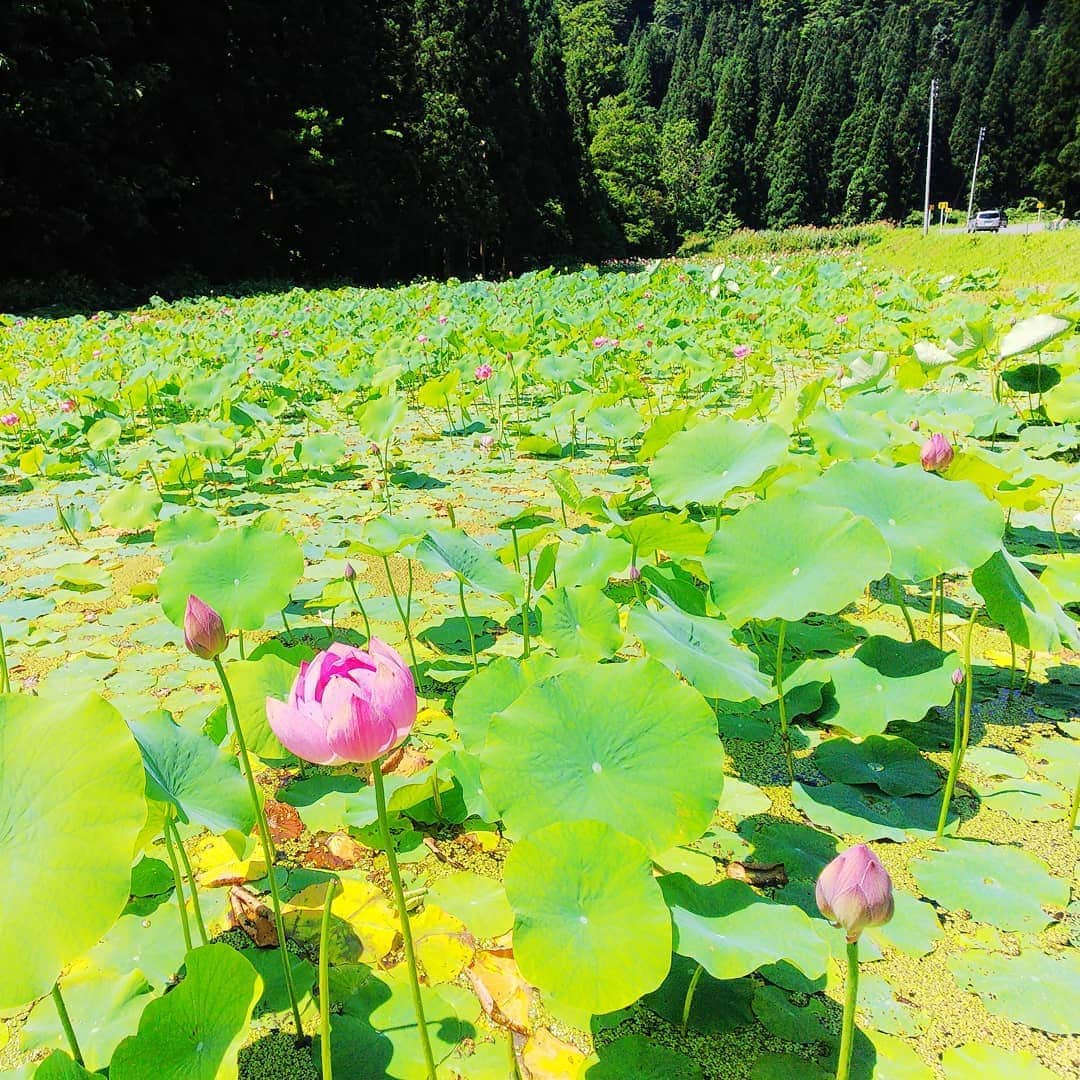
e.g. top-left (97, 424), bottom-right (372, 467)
top-left (0, 256), bottom-right (1077, 1080)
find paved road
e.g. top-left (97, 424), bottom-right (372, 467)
top-left (941, 221), bottom-right (1051, 235)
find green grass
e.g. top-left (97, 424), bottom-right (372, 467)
top-left (862, 228), bottom-right (1079, 290)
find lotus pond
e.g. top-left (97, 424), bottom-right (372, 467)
top-left (0, 254), bottom-right (1078, 1080)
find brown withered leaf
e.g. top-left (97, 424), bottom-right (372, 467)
top-left (228, 884), bottom-right (278, 947)
top-left (726, 860), bottom-right (788, 888)
top-left (302, 831), bottom-right (365, 870)
top-left (264, 799), bottom-right (304, 843)
top-left (467, 950), bottom-right (533, 1035)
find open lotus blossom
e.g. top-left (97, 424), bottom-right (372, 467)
top-left (417, 333), bottom-right (429, 344)
top-left (835, 313), bottom-right (848, 325)
top-left (479, 434), bottom-right (496, 449)
top-left (59, 399), bottom-right (77, 413)
top-left (733, 345), bottom-right (751, 360)
top-left (183, 595), bottom-right (228, 660)
top-left (267, 639), bottom-right (417, 765)
top-left (816, 843), bottom-right (894, 942)
top-left (920, 432), bottom-right (954, 472)
top-left (474, 363), bottom-right (493, 381)
top-left (1, 413), bottom-right (18, 427)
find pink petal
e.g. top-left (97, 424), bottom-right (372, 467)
top-left (266, 695), bottom-right (340, 765)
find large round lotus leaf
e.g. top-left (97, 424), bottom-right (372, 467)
top-left (738, 820), bottom-right (838, 880)
top-left (820, 636), bottom-right (957, 738)
top-left (350, 513), bottom-right (427, 557)
top-left (586, 1034), bottom-right (702, 1079)
top-left (127, 711), bottom-right (255, 834)
top-left (864, 891), bottom-right (943, 958)
top-left (537, 585), bottom-right (623, 660)
top-left (661, 876), bottom-right (829, 983)
top-left (912, 840), bottom-right (1068, 932)
top-left (558, 533), bottom-right (631, 588)
top-left (792, 782), bottom-right (950, 842)
top-left (416, 527), bottom-right (522, 601)
top-left (0, 693), bottom-right (146, 1009)
top-left (973, 777), bottom-right (1066, 822)
top-left (999, 313), bottom-right (1070, 359)
top-left (357, 392), bottom-right (407, 445)
top-left (751, 983), bottom-right (832, 1044)
top-left (158, 525), bottom-right (304, 632)
top-left (628, 603), bottom-right (772, 702)
top-left (649, 418), bottom-right (788, 508)
top-left (110, 944), bottom-right (262, 1080)
top-left (1001, 363), bottom-right (1061, 394)
top-left (587, 404), bottom-right (643, 441)
top-left (941, 1043), bottom-right (1059, 1079)
top-left (803, 462), bottom-right (1003, 581)
top-left (222, 654), bottom-right (297, 762)
top-left (154, 508), bottom-right (219, 548)
top-left (641, 955), bottom-right (756, 1035)
top-left (426, 871), bottom-right (513, 939)
top-left (297, 433), bottom-right (347, 469)
top-left (812, 735), bottom-right (941, 796)
top-left (973, 548), bottom-right (1080, 652)
top-left (704, 494), bottom-right (890, 625)
top-left (608, 511), bottom-right (710, 560)
top-left (481, 658), bottom-right (725, 855)
top-left (100, 484), bottom-right (163, 532)
top-left (503, 820), bottom-right (671, 1013)
top-left (948, 949), bottom-right (1080, 1035)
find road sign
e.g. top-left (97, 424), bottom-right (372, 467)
top-left (1037, 201), bottom-right (1045, 209)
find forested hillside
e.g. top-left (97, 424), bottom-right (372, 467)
top-left (0, 0), bottom-right (1076, 296)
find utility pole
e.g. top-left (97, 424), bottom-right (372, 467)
top-left (922, 78), bottom-right (937, 237)
top-left (966, 126), bottom-right (986, 227)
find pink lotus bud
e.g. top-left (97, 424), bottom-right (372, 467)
top-left (344, 562), bottom-right (357, 582)
top-left (951, 667), bottom-right (964, 686)
top-left (733, 345), bottom-right (751, 360)
top-left (183, 595), bottom-right (227, 660)
top-left (438, 315), bottom-right (449, 325)
top-left (920, 433), bottom-right (954, 473)
top-left (628, 565), bottom-right (642, 581)
top-left (368, 442), bottom-right (381, 456)
top-left (266, 640), bottom-right (417, 764)
top-left (1, 413), bottom-right (18, 427)
top-left (636, 322), bottom-right (645, 331)
top-left (417, 334), bottom-right (429, 344)
top-left (60, 398), bottom-right (77, 413)
top-left (479, 434), bottom-right (496, 450)
top-left (474, 363), bottom-right (493, 381)
top-left (835, 314), bottom-right (848, 326)
top-left (592, 336), bottom-right (609, 349)
top-left (908, 419), bottom-right (920, 431)
top-left (816, 843), bottom-right (894, 942)
top-left (646, 339), bottom-right (653, 348)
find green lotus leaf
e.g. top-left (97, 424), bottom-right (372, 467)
top-left (738, 820), bottom-right (838, 881)
top-left (586, 1034), bottom-right (703, 1079)
top-left (704, 494), bottom-right (890, 625)
top-left (222, 654), bottom-right (297, 762)
top-left (425, 871), bottom-right (513, 939)
top-left (803, 462), bottom-right (1003, 581)
top-left (1042, 373), bottom-right (1080, 423)
top-left (537, 585), bottom-right (623, 661)
top-left (972, 777), bottom-right (1067, 821)
top-left (0, 693), bottom-right (146, 1008)
top-left (154, 508), bottom-right (219, 548)
top-left (999, 313), bottom-right (1070, 359)
top-left (911, 839), bottom-right (1068, 932)
top-left (628, 603), bottom-right (771, 702)
top-left (751, 983), bottom-right (832, 1044)
top-left (608, 511), bottom-right (710, 560)
top-left (941, 1043), bottom-right (1059, 1079)
top-left (503, 820), bottom-right (671, 1013)
top-left (86, 417), bottom-right (122, 451)
top-left (858, 973), bottom-right (928, 1036)
top-left (641, 956), bottom-right (756, 1034)
top-left (127, 710), bottom-right (255, 834)
top-left (661, 876), bottom-right (829, 982)
top-left (416, 527), bottom-right (523, 601)
top-left (158, 524), bottom-right (304, 632)
top-left (110, 944), bottom-right (262, 1080)
top-left (948, 949), bottom-right (1080, 1035)
top-left (1038, 554), bottom-right (1080, 606)
top-left (357, 392), bottom-right (407, 445)
top-left (1029, 734), bottom-right (1080, 788)
top-left (811, 735), bottom-right (941, 796)
top-left (792, 782), bottom-right (950, 842)
top-left (558, 533), bottom-right (631, 587)
top-left (864, 891), bottom-right (943, 959)
top-left (350, 513), bottom-right (427, 557)
top-left (296, 433), bottom-right (347, 469)
top-left (482, 658), bottom-right (724, 855)
top-left (100, 484), bottom-right (163, 532)
top-left (587, 403), bottom-right (643, 442)
top-left (973, 548), bottom-right (1080, 652)
top-left (28, 1053), bottom-right (97, 1079)
top-left (1001, 363), bottom-right (1061, 394)
top-left (649, 418), bottom-right (788, 508)
top-left (716, 777), bottom-right (771, 817)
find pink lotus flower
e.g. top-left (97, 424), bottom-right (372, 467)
top-left (183, 595), bottom-right (227, 660)
top-left (835, 314), bottom-right (849, 326)
top-left (266, 640), bottom-right (417, 764)
top-left (636, 322), bottom-right (645, 331)
top-left (908, 419), bottom-right (920, 432)
top-left (920, 433), bottom-right (954, 473)
top-left (592, 336), bottom-right (610, 348)
top-left (0, 413), bottom-right (18, 427)
top-left (815, 843), bottom-right (894, 942)
top-left (60, 399), bottom-right (77, 413)
top-left (368, 442), bottom-right (381, 455)
top-left (628, 565), bottom-right (641, 581)
top-left (479, 434), bottom-right (496, 450)
top-left (951, 667), bottom-right (964, 686)
top-left (474, 363), bottom-right (493, 382)
top-left (733, 345), bottom-right (751, 360)
top-left (417, 334), bottom-right (429, 344)
top-left (438, 315), bottom-right (449, 325)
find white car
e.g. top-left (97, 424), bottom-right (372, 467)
top-left (968, 210), bottom-right (1008, 232)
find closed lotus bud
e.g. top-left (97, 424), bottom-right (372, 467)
top-left (920, 433), bottom-right (954, 473)
top-left (628, 565), bottom-right (642, 581)
top-left (344, 562), bottom-right (357, 582)
top-left (815, 843), bottom-right (894, 943)
top-left (908, 418), bottom-right (920, 431)
top-left (183, 594), bottom-right (227, 660)
top-left (479, 434), bottom-right (495, 450)
top-left (951, 667), bottom-right (964, 686)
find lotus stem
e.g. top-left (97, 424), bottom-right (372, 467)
top-left (347, 579), bottom-right (372, 643)
top-left (459, 577), bottom-right (478, 673)
top-left (927, 576), bottom-right (937, 640)
top-left (51, 983), bottom-right (83, 1066)
top-left (381, 555), bottom-right (419, 674)
top-left (938, 575), bottom-right (945, 648)
top-left (213, 657), bottom-right (305, 1041)
top-left (1049, 484), bottom-right (1064, 558)
top-left (319, 876), bottom-right (340, 1080)
top-left (835, 940), bottom-right (859, 1080)
top-left (1021, 649), bottom-right (1033, 694)
top-left (0, 621), bottom-right (9, 694)
top-left (1009, 638), bottom-right (1017, 690)
top-left (681, 962), bottom-right (705, 1030)
top-left (281, 603), bottom-right (294, 641)
top-left (935, 607), bottom-right (977, 841)
top-left (169, 813), bottom-right (208, 945)
top-left (889, 576), bottom-right (918, 642)
top-left (1068, 769), bottom-right (1079, 834)
top-left (162, 813), bottom-right (194, 952)
top-left (774, 620), bottom-right (793, 784)
top-left (372, 759), bottom-right (436, 1080)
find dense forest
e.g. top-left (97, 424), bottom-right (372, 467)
top-left (0, 0), bottom-right (1076, 296)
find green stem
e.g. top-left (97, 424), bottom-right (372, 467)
top-left (162, 811), bottom-right (193, 953)
top-left (522, 551), bottom-right (532, 659)
top-left (51, 983), bottom-right (83, 1066)
top-left (169, 813), bottom-right (208, 945)
top-left (372, 761), bottom-right (436, 1080)
top-left (927, 576), bottom-right (937, 641)
top-left (281, 604), bottom-right (294, 641)
top-left (381, 556), bottom-right (419, 674)
top-left (774, 621), bottom-right (793, 784)
top-left (348, 579), bottom-right (372, 643)
top-left (1009, 638), bottom-right (1017, 690)
top-left (935, 608), bottom-right (977, 841)
top-left (238, 629), bottom-right (246, 660)
top-left (681, 962), bottom-right (705, 1030)
top-left (213, 657), bottom-right (305, 1040)
top-left (1068, 769), bottom-right (1079, 833)
top-left (890, 575), bottom-right (918, 642)
top-left (938, 575), bottom-right (945, 649)
top-left (0, 621), bottom-right (9, 694)
top-left (459, 577), bottom-right (478, 673)
top-left (319, 876), bottom-right (340, 1080)
top-left (835, 941), bottom-right (859, 1080)
top-left (1050, 484), bottom-right (1064, 558)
